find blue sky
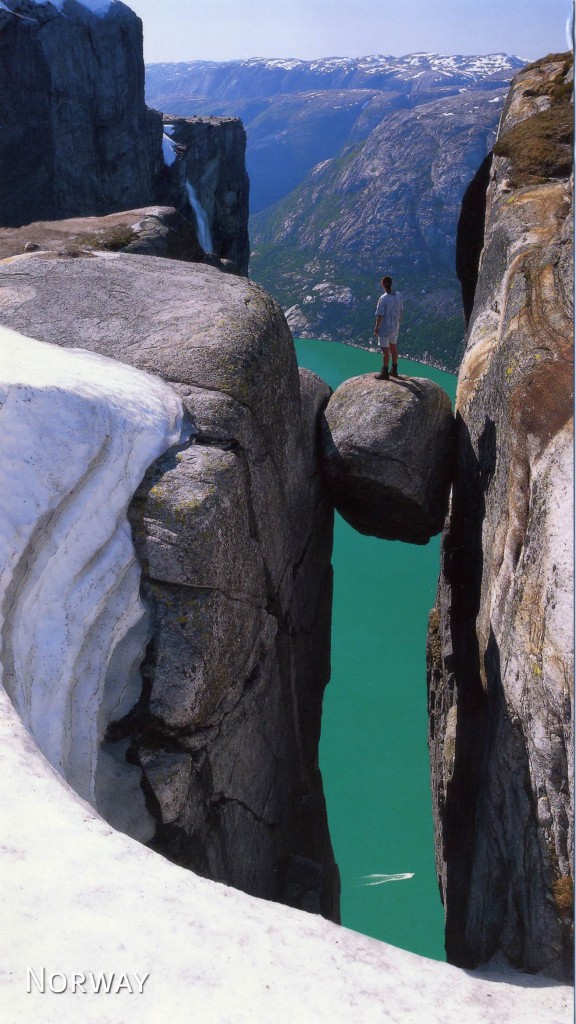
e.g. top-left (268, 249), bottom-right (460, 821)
top-left (126, 0), bottom-right (573, 63)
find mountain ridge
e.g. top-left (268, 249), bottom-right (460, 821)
top-left (146, 52), bottom-right (525, 102)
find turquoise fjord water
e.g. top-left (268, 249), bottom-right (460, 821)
top-left (295, 338), bottom-right (457, 962)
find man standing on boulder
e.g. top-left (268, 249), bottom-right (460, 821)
top-left (373, 275), bottom-right (403, 380)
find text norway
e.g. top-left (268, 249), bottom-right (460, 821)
top-left (27, 968), bottom-right (150, 994)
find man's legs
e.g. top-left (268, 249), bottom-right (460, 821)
top-left (390, 342), bottom-right (399, 377)
top-left (375, 341), bottom-right (390, 379)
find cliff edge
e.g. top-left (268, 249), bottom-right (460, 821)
top-left (428, 53), bottom-right (574, 979)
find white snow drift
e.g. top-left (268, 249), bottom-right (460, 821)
top-left (0, 327), bottom-right (184, 838)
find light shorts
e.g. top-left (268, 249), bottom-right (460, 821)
top-left (377, 329), bottom-right (399, 350)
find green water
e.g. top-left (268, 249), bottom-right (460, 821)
top-left (295, 338), bottom-right (457, 962)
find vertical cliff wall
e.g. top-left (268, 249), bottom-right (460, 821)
top-left (427, 54), bottom-right (574, 980)
top-left (0, 1), bottom-right (250, 275)
top-left (0, 0), bottom-right (160, 225)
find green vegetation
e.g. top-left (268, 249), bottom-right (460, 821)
top-left (427, 607), bottom-right (442, 667)
top-left (494, 54), bottom-right (573, 187)
top-left (74, 225), bottom-right (138, 251)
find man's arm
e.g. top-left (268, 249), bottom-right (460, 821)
top-left (374, 314), bottom-right (383, 337)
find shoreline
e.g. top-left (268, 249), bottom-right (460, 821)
top-left (292, 334), bottom-right (458, 376)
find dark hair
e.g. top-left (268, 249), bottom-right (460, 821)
top-left (381, 275), bottom-right (393, 286)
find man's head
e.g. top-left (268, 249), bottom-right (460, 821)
top-left (381, 275), bottom-right (393, 292)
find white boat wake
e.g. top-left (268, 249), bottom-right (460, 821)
top-left (357, 873), bottom-right (415, 886)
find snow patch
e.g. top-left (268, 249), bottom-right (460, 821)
top-left (0, 327), bottom-right (184, 839)
top-left (1, 675), bottom-right (571, 1022)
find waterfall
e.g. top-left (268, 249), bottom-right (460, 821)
top-left (185, 181), bottom-right (213, 254)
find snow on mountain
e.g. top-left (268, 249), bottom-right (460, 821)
top-left (146, 52), bottom-right (525, 89)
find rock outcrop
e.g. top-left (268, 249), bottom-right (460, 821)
top-left (0, 0), bottom-right (161, 226)
top-left (0, 207), bottom-right (205, 263)
top-left (0, 250), bottom-right (338, 917)
top-left (321, 374), bottom-right (455, 543)
top-left (427, 53), bottom-right (574, 980)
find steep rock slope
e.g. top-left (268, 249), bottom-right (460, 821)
top-left (427, 53), bottom-right (574, 979)
top-left (0, 250), bottom-right (338, 916)
top-left (0, 1), bottom-right (250, 274)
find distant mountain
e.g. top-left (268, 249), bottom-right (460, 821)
top-left (146, 53), bottom-right (523, 104)
top-left (146, 54), bottom-right (525, 369)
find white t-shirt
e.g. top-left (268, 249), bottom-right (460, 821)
top-left (375, 290), bottom-right (403, 338)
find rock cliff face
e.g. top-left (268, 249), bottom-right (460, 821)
top-left (427, 54), bottom-right (574, 979)
top-left (0, 0), bottom-right (160, 225)
top-left (0, 1), bottom-right (250, 275)
top-left (0, 250), bottom-right (338, 916)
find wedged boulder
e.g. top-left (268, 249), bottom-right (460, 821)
top-left (320, 374), bottom-right (455, 543)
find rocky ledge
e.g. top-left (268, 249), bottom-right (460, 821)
top-left (0, 207), bottom-right (202, 261)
